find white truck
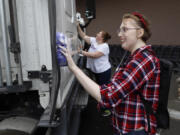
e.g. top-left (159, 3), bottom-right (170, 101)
top-left (0, 0), bottom-right (95, 134)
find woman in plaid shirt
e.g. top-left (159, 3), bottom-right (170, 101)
top-left (60, 12), bottom-right (160, 135)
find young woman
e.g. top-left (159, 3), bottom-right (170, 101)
top-left (61, 12), bottom-right (160, 135)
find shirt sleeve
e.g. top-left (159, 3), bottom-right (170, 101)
top-left (99, 57), bottom-right (156, 109)
top-left (96, 44), bottom-right (109, 55)
top-left (90, 37), bottom-right (96, 45)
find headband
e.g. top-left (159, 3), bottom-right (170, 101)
top-left (132, 12), bottom-right (147, 29)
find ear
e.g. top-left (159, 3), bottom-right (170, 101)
top-left (137, 28), bottom-right (144, 38)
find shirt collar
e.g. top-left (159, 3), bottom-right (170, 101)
top-left (131, 45), bottom-right (152, 58)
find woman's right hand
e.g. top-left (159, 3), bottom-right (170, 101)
top-left (59, 46), bottom-right (77, 71)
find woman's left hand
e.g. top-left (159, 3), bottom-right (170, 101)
top-left (59, 46), bottom-right (77, 71)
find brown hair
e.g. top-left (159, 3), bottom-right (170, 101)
top-left (123, 12), bottom-right (151, 42)
top-left (101, 31), bottom-right (111, 42)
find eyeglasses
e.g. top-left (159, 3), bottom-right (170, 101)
top-left (117, 27), bottom-right (140, 34)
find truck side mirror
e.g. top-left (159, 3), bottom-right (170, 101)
top-left (85, 0), bottom-right (96, 19)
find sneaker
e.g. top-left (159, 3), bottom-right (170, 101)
top-left (102, 110), bottom-right (111, 117)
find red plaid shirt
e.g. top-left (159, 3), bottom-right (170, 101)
top-left (99, 45), bottom-right (160, 135)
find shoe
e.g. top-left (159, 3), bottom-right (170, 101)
top-left (102, 110), bottom-right (111, 117)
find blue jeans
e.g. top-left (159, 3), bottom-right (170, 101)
top-left (114, 130), bottom-right (148, 135)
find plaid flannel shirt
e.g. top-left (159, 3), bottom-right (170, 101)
top-left (99, 45), bottom-right (160, 135)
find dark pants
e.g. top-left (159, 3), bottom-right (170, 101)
top-left (114, 130), bottom-right (148, 135)
top-left (94, 68), bottom-right (111, 85)
top-left (92, 68), bottom-right (112, 113)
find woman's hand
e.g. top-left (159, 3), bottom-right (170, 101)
top-left (60, 46), bottom-right (77, 71)
top-left (77, 44), bottom-right (83, 54)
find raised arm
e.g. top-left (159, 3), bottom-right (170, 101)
top-left (77, 24), bottom-right (91, 45)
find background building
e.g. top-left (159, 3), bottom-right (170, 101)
top-left (76, 0), bottom-right (180, 45)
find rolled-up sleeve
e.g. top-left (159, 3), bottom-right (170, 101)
top-left (99, 57), bottom-right (155, 109)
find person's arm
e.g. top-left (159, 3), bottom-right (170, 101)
top-left (77, 24), bottom-right (91, 44)
top-left (99, 57), bottom-right (157, 108)
top-left (72, 65), bottom-right (101, 101)
top-left (82, 50), bottom-right (104, 58)
top-left (60, 46), bottom-right (101, 101)
top-left (79, 45), bottom-right (108, 58)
